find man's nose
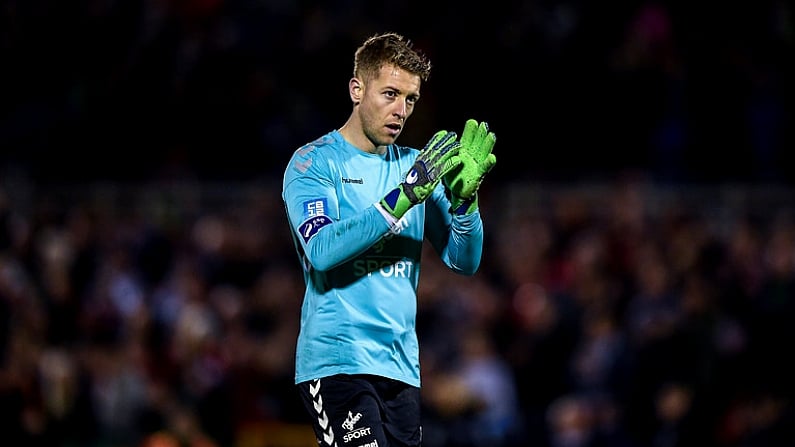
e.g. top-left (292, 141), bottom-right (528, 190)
top-left (395, 100), bottom-right (408, 118)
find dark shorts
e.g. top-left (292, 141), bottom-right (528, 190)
top-left (297, 374), bottom-right (421, 447)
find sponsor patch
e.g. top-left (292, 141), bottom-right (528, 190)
top-left (303, 198), bottom-right (329, 220)
top-left (343, 426), bottom-right (372, 443)
top-left (299, 199), bottom-right (331, 243)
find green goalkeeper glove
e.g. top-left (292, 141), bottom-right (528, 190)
top-left (443, 119), bottom-right (497, 215)
top-left (380, 130), bottom-right (462, 219)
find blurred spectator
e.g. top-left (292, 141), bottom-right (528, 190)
top-left (1, 1), bottom-right (795, 446)
top-left (545, 393), bottom-right (598, 447)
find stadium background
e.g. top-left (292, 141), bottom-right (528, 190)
top-left (1, 1), bottom-right (794, 446)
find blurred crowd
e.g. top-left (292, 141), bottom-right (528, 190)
top-left (2, 0), bottom-right (795, 446)
top-left (1, 176), bottom-right (795, 447)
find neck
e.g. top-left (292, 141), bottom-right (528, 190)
top-left (339, 117), bottom-right (384, 155)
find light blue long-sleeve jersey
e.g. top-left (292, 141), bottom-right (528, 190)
top-left (282, 130), bottom-right (485, 387)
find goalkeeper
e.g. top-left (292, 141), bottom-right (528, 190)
top-left (282, 32), bottom-right (496, 447)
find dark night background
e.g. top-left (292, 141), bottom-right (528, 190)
top-left (2, 2), bottom-right (795, 447)
top-left (2, 0), bottom-right (793, 185)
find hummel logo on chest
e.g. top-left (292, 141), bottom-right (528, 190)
top-left (342, 177), bottom-right (364, 184)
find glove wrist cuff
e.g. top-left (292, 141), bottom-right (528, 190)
top-left (451, 193), bottom-right (478, 215)
top-left (380, 186), bottom-right (413, 219)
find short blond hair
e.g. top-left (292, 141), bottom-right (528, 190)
top-left (352, 32), bottom-right (432, 82)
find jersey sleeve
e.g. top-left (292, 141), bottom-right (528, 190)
top-left (282, 145), bottom-right (392, 273)
top-left (424, 182), bottom-right (484, 275)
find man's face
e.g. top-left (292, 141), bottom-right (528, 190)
top-left (359, 64), bottom-right (422, 149)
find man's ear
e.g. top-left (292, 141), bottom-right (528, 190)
top-left (349, 78), bottom-right (363, 105)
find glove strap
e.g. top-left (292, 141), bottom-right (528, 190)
top-left (380, 185), bottom-right (413, 219)
top-left (451, 194), bottom-right (478, 215)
